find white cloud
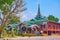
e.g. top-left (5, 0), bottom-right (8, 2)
top-left (20, 12), bottom-right (37, 22)
top-left (20, 13), bottom-right (28, 22)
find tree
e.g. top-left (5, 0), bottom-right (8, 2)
top-left (54, 18), bottom-right (59, 22)
top-left (8, 14), bottom-right (20, 24)
top-left (48, 15), bottom-right (59, 22)
top-left (0, 0), bottom-right (26, 37)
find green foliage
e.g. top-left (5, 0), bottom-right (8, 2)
top-left (0, 0), bottom-right (26, 38)
top-left (2, 28), bottom-right (17, 38)
top-left (48, 15), bottom-right (59, 22)
top-left (1, 27), bottom-right (23, 38)
top-left (0, 0), bottom-right (15, 15)
top-left (0, 0), bottom-right (15, 5)
top-left (0, 0), bottom-right (15, 9)
top-left (7, 14), bottom-right (20, 24)
top-left (54, 18), bottom-right (59, 22)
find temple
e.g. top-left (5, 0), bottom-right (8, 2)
top-left (8, 3), bottom-right (60, 36)
top-left (24, 4), bottom-right (47, 26)
top-left (22, 3), bottom-right (60, 35)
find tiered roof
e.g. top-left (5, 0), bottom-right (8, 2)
top-left (23, 4), bottom-right (48, 26)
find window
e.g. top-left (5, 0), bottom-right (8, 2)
top-left (53, 25), bottom-right (55, 29)
top-left (48, 24), bottom-right (51, 27)
top-left (55, 25), bottom-right (58, 29)
top-left (58, 25), bottom-right (60, 28)
top-left (43, 24), bottom-right (46, 28)
top-left (52, 31), bottom-right (55, 33)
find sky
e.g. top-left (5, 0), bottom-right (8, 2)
top-left (20, 0), bottom-right (60, 22)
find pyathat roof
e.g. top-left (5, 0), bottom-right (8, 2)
top-left (23, 16), bottom-right (48, 26)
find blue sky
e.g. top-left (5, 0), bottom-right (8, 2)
top-left (20, 0), bottom-right (60, 22)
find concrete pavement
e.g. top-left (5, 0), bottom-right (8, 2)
top-left (0, 36), bottom-right (60, 40)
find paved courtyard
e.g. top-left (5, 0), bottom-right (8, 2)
top-left (0, 36), bottom-right (60, 40)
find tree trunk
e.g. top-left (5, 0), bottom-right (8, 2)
top-left (0, 32), bottom-right (2, 38)
top-left (0, 26), bottom-right (5, 38)
top-left (0, 19), bottom-right (6, 38)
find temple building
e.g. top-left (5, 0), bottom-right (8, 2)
top-left (23, 4), bottom-right (48, 26)
top-left (23, 3), bottom-right (60, 35)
